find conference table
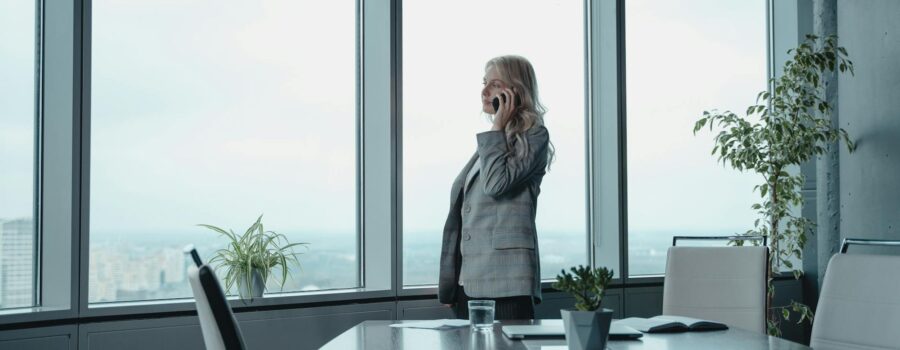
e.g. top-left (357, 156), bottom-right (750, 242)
top-left (320, 319), bottom-right (811, 349)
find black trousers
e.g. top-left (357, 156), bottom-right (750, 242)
top-left (452, 286), bottom-right (535, 320)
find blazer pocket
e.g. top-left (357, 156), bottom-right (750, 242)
top-left (492, 232), bottom-right (535, 250)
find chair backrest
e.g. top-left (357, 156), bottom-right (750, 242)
top-left (662, 246), bottom-right (767, 333)
top-left (187, 248), bottom-right (247, 350)
top-left (810, 253), bottom-right (900, 349)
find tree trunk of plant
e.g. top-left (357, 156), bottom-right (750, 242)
top-left (768, 169), bottom-right (780, 334)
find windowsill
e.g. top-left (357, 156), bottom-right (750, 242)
top-left (89, 286), bottom-right (374, 309)
top-left (0, 305), bottom-right (69, 317)
top-left (401, 284), bottom-right (435, 290)
top-left (399, 278), bottom-right (629, 297)
top-left (82, 286), bottom-right (394, 318)
top-left (88, 298), bottom-right (195, 310)
top-left (624, 271), bottom-right (799, 285)
top-left (0, 306), bottom-right (75, 327)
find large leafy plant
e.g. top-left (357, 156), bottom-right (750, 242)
top-left (552, 265), bottom-right (614, 312)
top-left (199, 215), bottom-right (308, 300)
top-left (693, 35), bottom-right (854, 336)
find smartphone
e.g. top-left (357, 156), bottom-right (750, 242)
top-left (491, 93), bottom-right (522, 113)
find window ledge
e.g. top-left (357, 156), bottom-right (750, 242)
top-left (0, 307), bottom-right (74, 329)
top-left (0, 306), bottom-right (69, 317)
top-left (82, 287), bottom-right (394, 318)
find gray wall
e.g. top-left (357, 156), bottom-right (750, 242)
top-left (837, 0), bottom-right (900, 249)
top-left (78, 302), bottom-right (395, 350)
top-left (802, 0), bottom-right (900, 310)
top-left (0, 326), bottom-right (76, 350)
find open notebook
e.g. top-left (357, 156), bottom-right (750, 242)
top-left (616, 316), bottom-right (728, 333)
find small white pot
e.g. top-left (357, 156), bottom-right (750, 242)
top-left (237, 268), bottom-right (265, 300)
top-left (560, 308), bottom-right (613, 350)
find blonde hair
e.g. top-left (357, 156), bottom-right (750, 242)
top-left (486, 55), bottom-right (555, 168)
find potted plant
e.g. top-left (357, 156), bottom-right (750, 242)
top-left (553, 265), bottom-right (615, 350)
top-left (693, 34), bottom-right (854, 336)
top-left (199, 215), bottom-right (308, 301)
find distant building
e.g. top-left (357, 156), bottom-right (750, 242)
top-left (0, 218), bottom-right (34, 308)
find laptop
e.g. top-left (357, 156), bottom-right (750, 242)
top-left (501, 321), bottom-right (643, 340)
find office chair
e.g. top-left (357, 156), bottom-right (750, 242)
top-left (186, 246), bottom-right (247, 350)
top-left (662, 236), bottom-right (768, 333)
top-left (810, 238), bottom-right (900, 350)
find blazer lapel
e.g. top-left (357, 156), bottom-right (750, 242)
top-left (451, 153), bottom-right (479, 202)
top-left (464, 157), bottom-right (480, 195)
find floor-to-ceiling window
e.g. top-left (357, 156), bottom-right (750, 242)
top-left (88, 0), bottom-right (359, 303)
top-left (402, 0), bottom-right (588, 286)
top-left (626, 0), bottom-right (767, 276)
top-left (0, 0), bottom-right (40, 309)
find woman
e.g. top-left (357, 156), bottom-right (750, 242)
top-left (438, 55), bottom-right (553, 320)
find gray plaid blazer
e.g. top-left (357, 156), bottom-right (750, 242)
top-left (438, 125), bottom-right (550, 304)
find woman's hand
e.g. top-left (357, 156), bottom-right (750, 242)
top-left (491, 88), bottom-right (517, 131)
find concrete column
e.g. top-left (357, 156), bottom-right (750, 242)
top-left (813, 0), bottom-right (839, 292)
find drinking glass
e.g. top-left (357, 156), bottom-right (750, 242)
top-left (468, 299), bottom-right (495, 331)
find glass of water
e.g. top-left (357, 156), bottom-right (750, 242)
top-left (468, 300), bottom-right (495, 331)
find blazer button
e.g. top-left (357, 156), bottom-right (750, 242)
top-left (464, 205), bottom-right (471, 213)
top-left (464, 233), bottom-right (471, 241)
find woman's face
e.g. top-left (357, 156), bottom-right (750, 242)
top-left (481, 65), bottom-right (506, 114)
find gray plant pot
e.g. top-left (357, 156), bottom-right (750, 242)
top-left (560, 308), bottom-right (613, 350)
top-left (237, 269), bottom-right (265, 300)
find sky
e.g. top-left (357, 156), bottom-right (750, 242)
top-left (626, 0), bottom-right (767, 233)
top-left (402, 0), bottom-right (587, 234)
top-left (4, 0), bottom-right (767, 251)
top-left (400, 0), bottom-right (589, 280)
top-left (89, 0), bottom-right (357, 234)
top-left (0, 1), bottom-right (36, 222)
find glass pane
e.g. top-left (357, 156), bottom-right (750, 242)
top-left (626, 0), bottom-right (767, 276)
top-left (403, 0), bottom-right (587, 286)
top-left (89, 0), bottom-right (357, 303)
top-left (0, 1), bottom-right (38, 309)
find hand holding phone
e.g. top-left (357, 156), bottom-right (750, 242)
top-left (491, 91), bottom-right (521, 114)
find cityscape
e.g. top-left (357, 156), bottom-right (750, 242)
top-left (0, 218), bottom-right (33, 308)
top-left (1, 217), bottom-right (744, 306)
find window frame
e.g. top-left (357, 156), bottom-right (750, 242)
top-left (620, 0), bottom-right (786, 282)
top-left (396, 0), bottom-right (621, 295)
top-left (0, 0), bottom-right (801, 326)
top-left (0, 0), bottom-right (42, 313)
top-left (73, 0), bottom-right (392, 318)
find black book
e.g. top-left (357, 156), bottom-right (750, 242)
top-left (616, 316), bottom-right (728, 333)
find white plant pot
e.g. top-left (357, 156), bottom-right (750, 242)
top-left (560, 308), bottom-right (613, 350)
top-left (237, 268), bottom-right (265, 300)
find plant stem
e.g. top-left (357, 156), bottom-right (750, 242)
top-left (766, 164), bottom-right (780, 333)
top-left (771, 167), bottom-right (779, 271)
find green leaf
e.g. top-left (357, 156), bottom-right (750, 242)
top-left (554, 265), bottom-right (613, 312)
top-left (201, 215), bottom-right (307, 300)
top-left (694, 33), bottom-right (851, 336)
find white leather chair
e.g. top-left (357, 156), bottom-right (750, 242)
top-left (186, 246), bottom-right (247, 350)
top-left (663, 237), bottom-right (768, 333)
top-left (810, 238), bottom-right (900, 350)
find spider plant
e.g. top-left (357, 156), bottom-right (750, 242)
top-left (199, 215), bottom-right (308, 301)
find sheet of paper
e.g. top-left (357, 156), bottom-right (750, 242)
top-left (388, 319), bottom-right (472, 330)
top-left (522, 343), bottom-right (567, 350)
